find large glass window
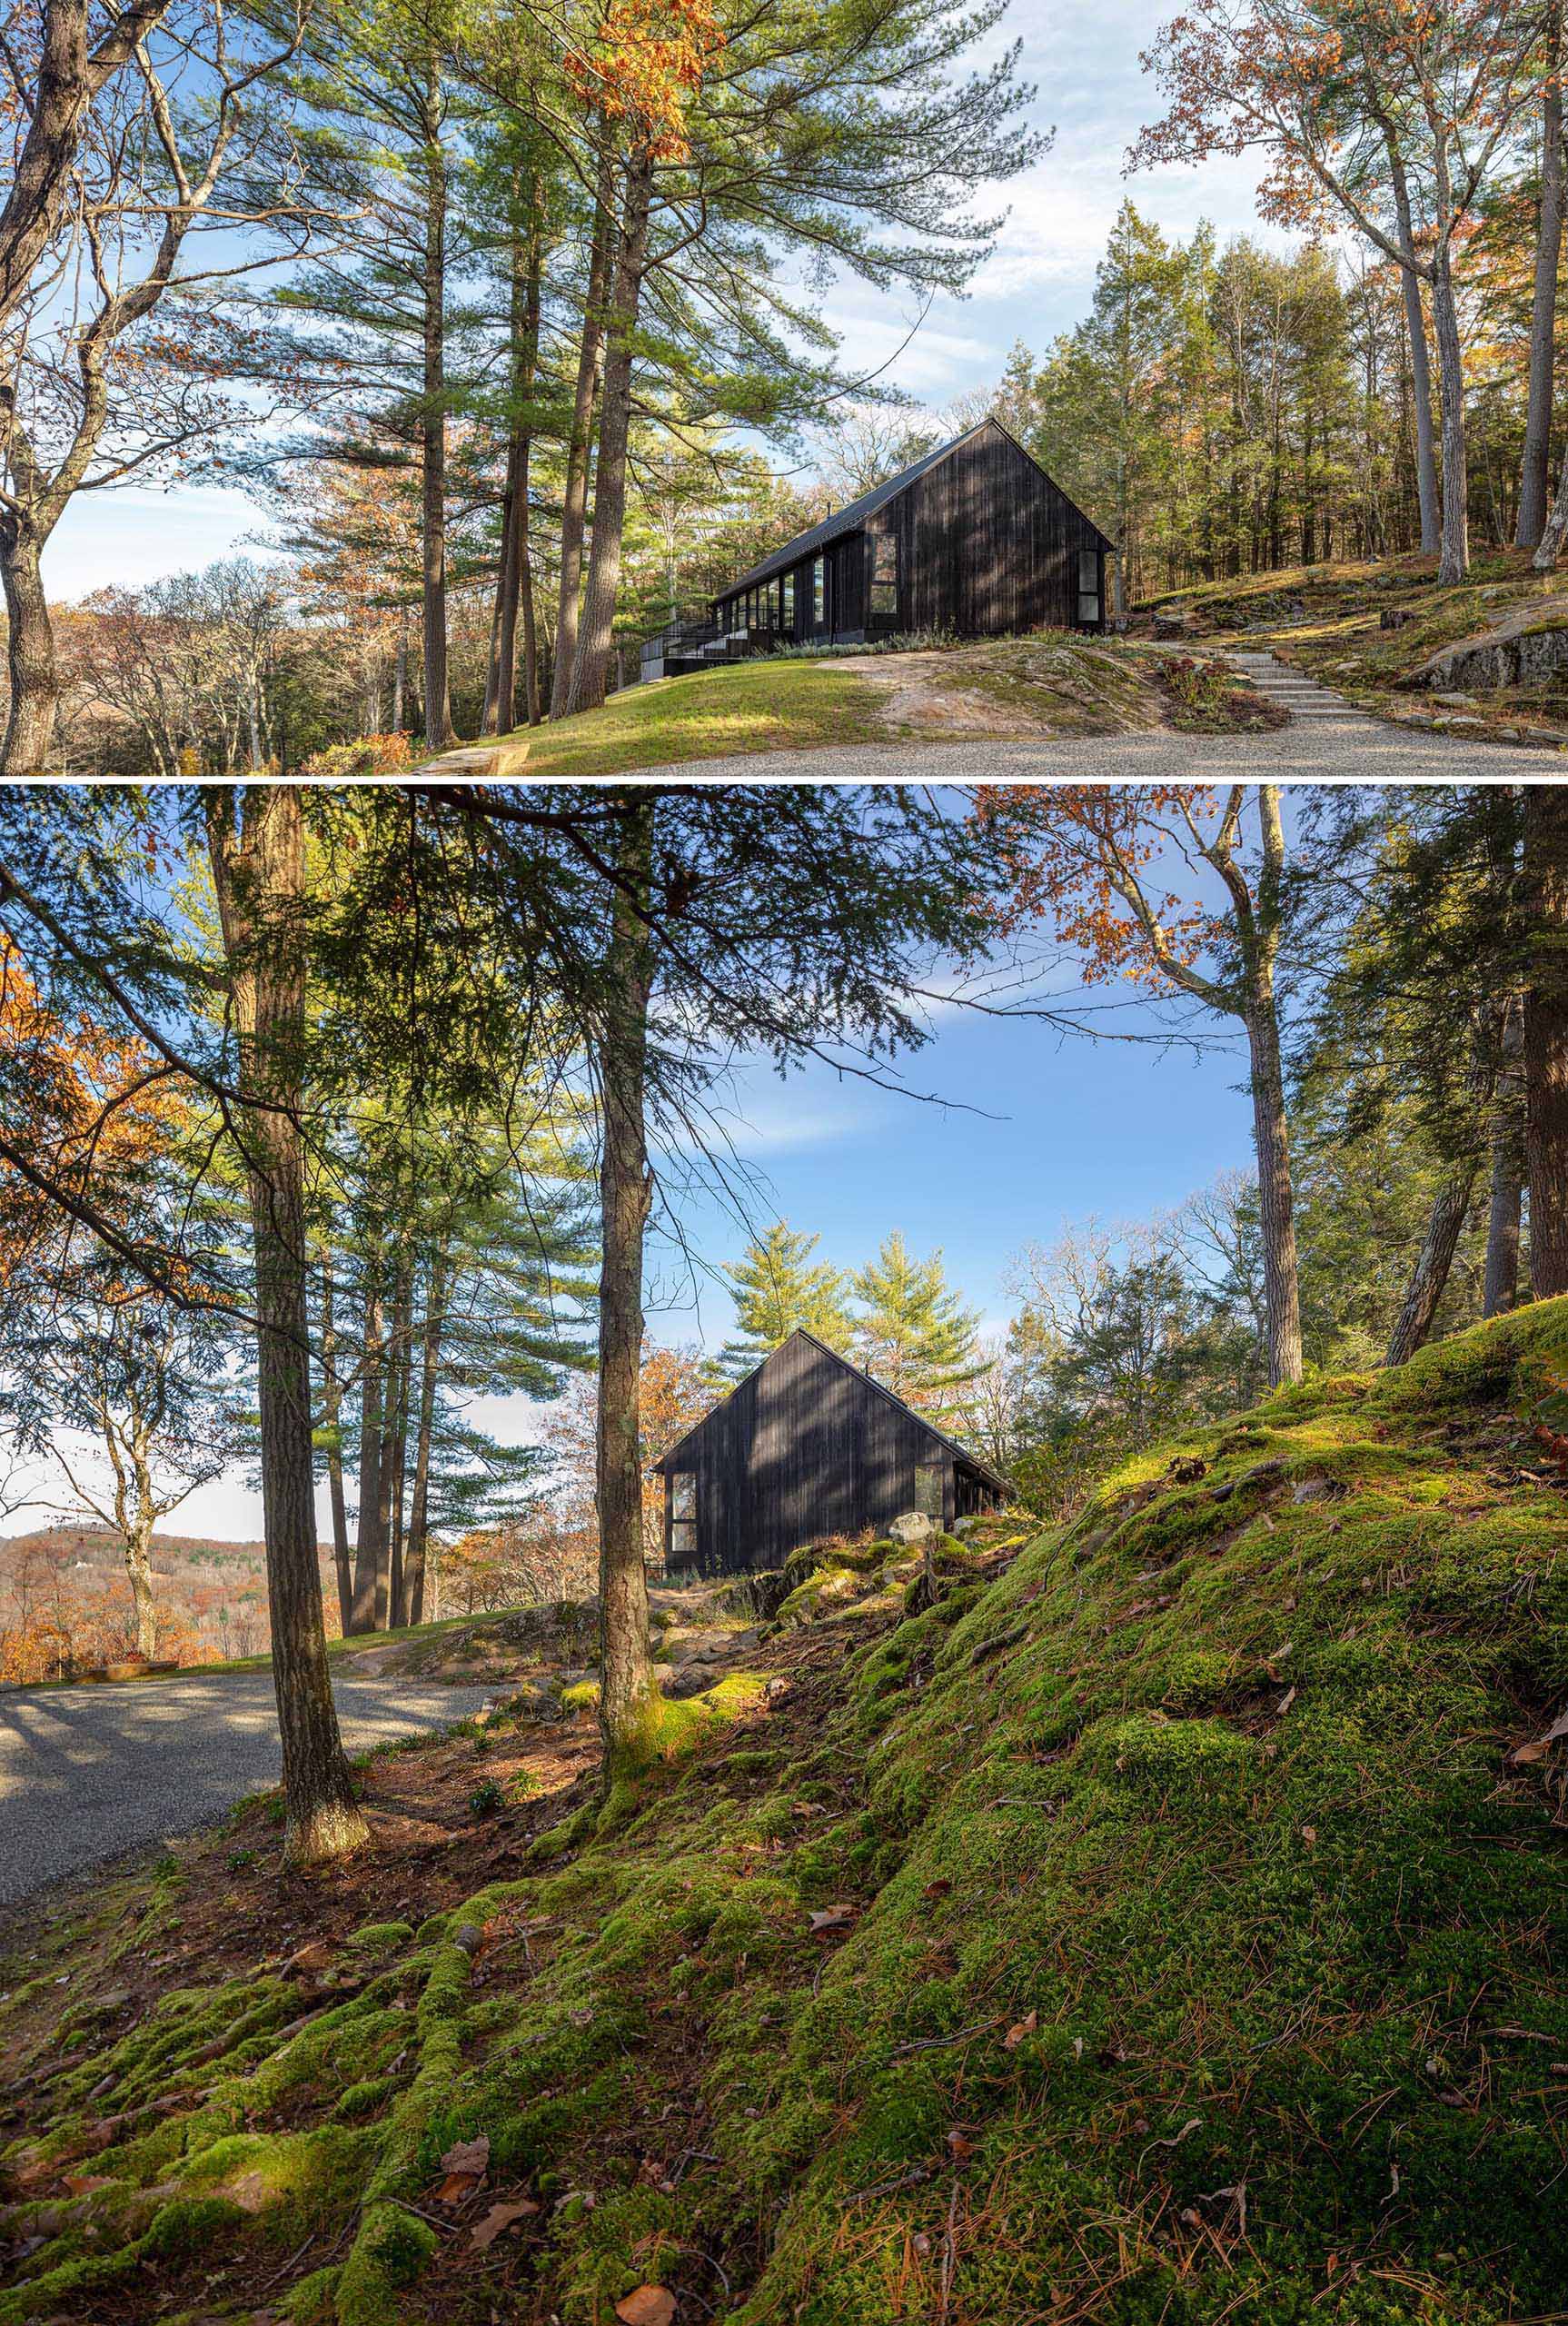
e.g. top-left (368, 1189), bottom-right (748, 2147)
top-left (782, 571), bottom-right (795, 628)
top-left (1077, 549), bottom-right (1101, 627)
top-left (870, 533), bottom-right (898, 625)
top-left (670, 1474), bottom-right (696, 1568)
top-left (812, 558), bottom-right (825, 626)
top-left (914, 1462), bottom-right (946, 1519)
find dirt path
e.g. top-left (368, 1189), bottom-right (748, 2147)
top-left (820, 638), bottom-right (1166, 739)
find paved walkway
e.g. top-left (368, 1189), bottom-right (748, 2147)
top-left (0, 1671), bottom-right (495, 1907)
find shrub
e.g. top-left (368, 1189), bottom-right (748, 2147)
top-left (299, 732), bottom-right (413, 780)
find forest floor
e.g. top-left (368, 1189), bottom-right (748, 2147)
top-left (472, 635), bottom-right (1283, 778)
top-left (1139, 545), bottom-right (1568, 744)
top-left (5, 1305), bottom-right (1568, 2324)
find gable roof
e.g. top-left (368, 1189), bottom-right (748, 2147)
top-left (653, 1326), bottom-right (1011, 1496)
top-left (715, 418), bottom-right (1113, 603)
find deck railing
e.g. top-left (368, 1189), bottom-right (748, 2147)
top-left (637, 610), bottom-right (779, 681)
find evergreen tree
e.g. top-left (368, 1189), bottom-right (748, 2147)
top-left (719, 1222), bottom-right (853, 1376)
top-left (851, 1232), bottom-right (985, 1416)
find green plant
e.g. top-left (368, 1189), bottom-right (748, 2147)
top-left (468, 1778), bottom-right (504, 1818)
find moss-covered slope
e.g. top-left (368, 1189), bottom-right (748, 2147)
top-left (5, 1305), bottom-right (1568, 2324)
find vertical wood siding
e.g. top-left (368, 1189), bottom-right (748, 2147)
top-left (879, 425), bottom-right (1107, 635)
top-left (712, 422), bottom-right (1109, 650)
top-left (660, 1334), bottom-right (969, 1576)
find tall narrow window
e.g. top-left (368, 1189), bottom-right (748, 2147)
top-left (812, 559), bottom-right (825, 626)
top-left (869, 533), bottom-right (898, 627)
top-left (1077, 549), bottom-right (1101, 627)
top-left (914, 1462), bottom-right (946, 1519)
top-left (670, 1474), bottom-right (697, 1569)
top-left (782, 571), bottom-right (795, 628)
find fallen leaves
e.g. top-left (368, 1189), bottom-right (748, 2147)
top-left (1003, 2011), bottom-right (1038, 2050)
top-left (471, 2198), bottom-right (540, 2249)
top-left (808, 1904), bottom-right (857, 1935)
top-left (1508, 1708), bottom-right (1568, 1765)
top-left (615, 2287), bottom-right (676, 2325)
top-left (434, 2133), bottom-right (490, 2203)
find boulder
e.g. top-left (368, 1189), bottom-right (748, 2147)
top-left (1411, 597), bottom-right (1568, 694)
top-left (887, 1511), bottom-right (936, 1546)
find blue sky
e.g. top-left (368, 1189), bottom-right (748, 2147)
top-left (644, 989), bottom-right (1255, 1350)
top-left (158, 957), bottom-right (1256, 1542)
top-left (41, 0), bottom-right (1280, 600)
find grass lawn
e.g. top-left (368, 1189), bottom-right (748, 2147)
top-left (495, 657), bottom-right (891, 775)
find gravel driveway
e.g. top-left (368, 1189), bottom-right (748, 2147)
top-left (605, 715), bottom-right (1552, 780)
top-left (0, 1671), bottom-right (496, 1907)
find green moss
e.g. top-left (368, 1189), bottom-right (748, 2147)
top-left (334, 2202), bottom-right (439, 2323)
top-left (775, 1563), bottom-right (864, 1626)
top-left (9, 1303), bottom-right (1568, 2326)
top-left (346, 1920), bottom-right (415, 1954)
top-left (561, 1677), bottom-right (600, 1712)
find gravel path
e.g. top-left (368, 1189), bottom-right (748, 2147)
top-left (590, 711), bottom-right (1552, 781)
top-left (0, 1671), bottom-right (496, 1907)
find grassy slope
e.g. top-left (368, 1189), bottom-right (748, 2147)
top-left (1143, 548), bottom-right (1568, 744)
top-left (487, 638), bottom-right (1279, 774)
top-left (492, 661), bottom-right (892, 774)
top-left (5, 1306), bottom-right (1568, 2324)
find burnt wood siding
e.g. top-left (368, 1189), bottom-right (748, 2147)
top-left (662, 1335), bottom-right (958, 1577)
top-left (874, 428), bottom-right (1105, 635)
top-left (711, 422), bottom-right (1107, 650)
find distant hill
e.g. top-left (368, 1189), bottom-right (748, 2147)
top-left (0, 1522), bottom-right (336, 1662)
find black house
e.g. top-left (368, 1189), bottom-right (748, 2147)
top-left (652, 1327), bottom-right (1010, 1577)
top-left (640, 419), bottom-right (1113, 680)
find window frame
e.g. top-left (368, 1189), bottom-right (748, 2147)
top-left (670, 1472), bottom-right (697, 1567)
top-left (1077, 548), bottom-right (1101, 627)
top-left (868, 531), bottom-right (898, 626)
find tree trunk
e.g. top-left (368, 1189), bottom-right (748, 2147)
top-left (392, 631), bottom-right (407, 731)
top-left (402, 1246), bottom-right (447, 1628)
top-left (1245, 788), bottom-right (1303, 1387)
top-left (387, 1261), bottom-right (413, 1625)
top-left (1246, 991), bottom-right (1303, 1386)
top-left (563, 150), bottom-right (653, 717)
top-left (551, 147), bottom-right (616, 719)
top-left (0, 532), bottom-right (58, 775)
top-left (1484, 992), bottom-right (1526, 1317)
top-left (350, 1266), bottom-right (384, 1633)
top-left (596, 791), bottom-right (659, 1773)
top-left (124, 1516), bottom-right (157, 1659)
top-left (1524, 783), bottom-right (1568, 1296)
top-left (371, 1252), bottom-right (406, 1628)
top-left (1484, 1136), bottom-right (1524, 1316)
top-left (1384, 1164), bottom-right (1480, 1366)
top-left (1430, 243), bottom-right (1470, 582)
top-left (318, 1238), bottom-right (352, 1635)
top-left (420, 62), bottom-right (453, 755)
top-left (1519, 3), bottom-right (1564, 547)
top-left (1384, 144), bottom-right (1441, 555)
top-left (483, 210), bottom-right (542, 736)
top-left (205, 787), bottom-right (367, 1864)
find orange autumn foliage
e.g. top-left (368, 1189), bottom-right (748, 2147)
top-left (565, 0), bottom-right (723, 163)
top-left (0, 936), bottom-right (188, 1294)
top-left (975, 785), bottom-right (1232, 992)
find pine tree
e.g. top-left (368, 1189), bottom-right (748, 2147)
top-left (719, 1223), bottom-right (852, 1376)
top-left (850, 1233), bottom-right (985, 1416)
